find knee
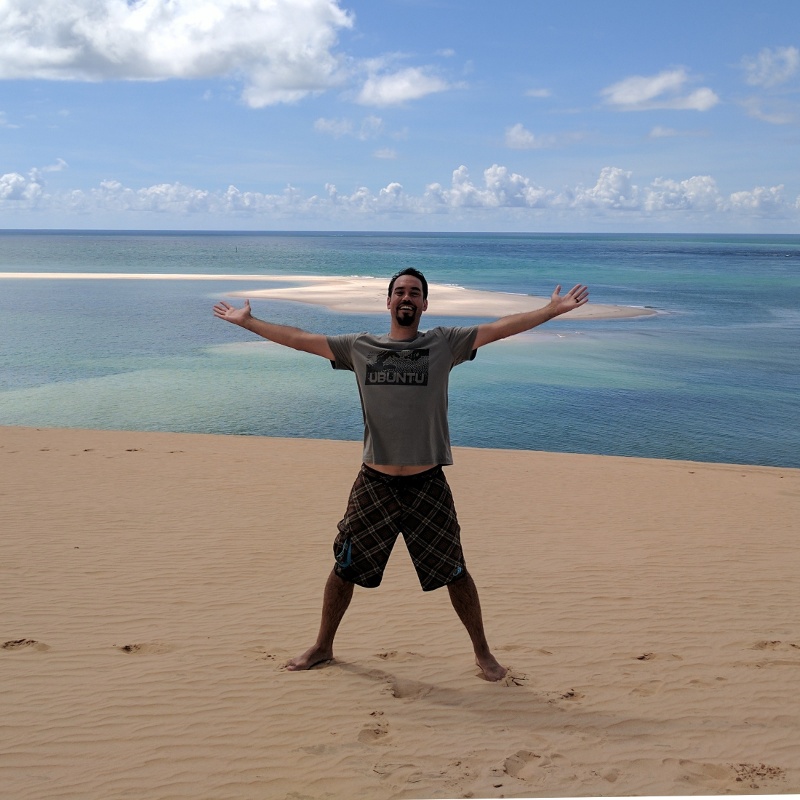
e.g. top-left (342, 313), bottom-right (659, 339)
top-left (329, 569), bottom-right (355, 592)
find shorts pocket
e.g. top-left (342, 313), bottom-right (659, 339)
top-left (333, 533), bottom-right (353, 569)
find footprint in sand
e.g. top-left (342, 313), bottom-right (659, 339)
top-left (358, 720), bottom-right (390, 743)
top-left (502, 749), bottom-right (560, 782)
top-left (504, 750), bottom-right (541, 779)
top-left (2, 639), bottom-right (50, 652)
top-left (738, 641), bottom-right (800, 668)
top-left (361, 666), bottom-right (433, 700)
top-left (545, 687), bottom-right (583, 704)
top-left (635, 652), bottom-right (683, 661)
top-left (243, 646), bottom-right (278, 662)
top-left (496, 669), bottom-right (528, 687)
top-left (375, 650), bottom-right (422, 662)
top-left (673, 759), bottom-right (785, 792)
top-left (732, 762), bottom-right (786, 790)
top-left (751, 639), bottom-right (800, 651)
top-left (115, 642), bottom-right (172, 654)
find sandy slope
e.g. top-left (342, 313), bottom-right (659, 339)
top-left (2, 426), bottom-right (798, 798)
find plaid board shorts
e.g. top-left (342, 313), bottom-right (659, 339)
top-left (333, 464), bottom-right (467, 592)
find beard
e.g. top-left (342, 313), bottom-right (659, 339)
top-left (395, 305), bottom-right (418, 326)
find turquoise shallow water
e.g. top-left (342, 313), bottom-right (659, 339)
top-left (1, 231), bottom-right (799, 467)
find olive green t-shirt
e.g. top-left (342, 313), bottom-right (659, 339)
top-left (327, 326), bottom-right (478, 466)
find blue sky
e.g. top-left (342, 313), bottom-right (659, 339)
top-left (1, 0), bottom-right (799, 232)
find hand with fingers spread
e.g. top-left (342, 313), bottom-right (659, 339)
top-left (212, 297), bottom-right (334, 359)
top-left (213, 299), bottom-right (253, 327)
top-left (473, 282), bottom-right (590, 348)
top-left (548, 284), bottom-right (589, 317)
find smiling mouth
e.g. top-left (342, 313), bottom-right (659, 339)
top-left (395, 303), bottom-right (417, 326)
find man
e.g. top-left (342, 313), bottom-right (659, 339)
top-left (213, 269), bottom-right (588, 681)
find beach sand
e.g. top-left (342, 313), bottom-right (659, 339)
top-left (2, 426), bottom-right (799, 799)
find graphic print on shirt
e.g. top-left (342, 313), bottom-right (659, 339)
top-left (364, 348), bottom-right (429, 386)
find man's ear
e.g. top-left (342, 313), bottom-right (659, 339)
top-left (386, 295), bottom-right (391, 310)
top-left (422, 298), bottom-right (429, 312)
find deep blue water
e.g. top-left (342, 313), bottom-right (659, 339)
top-left (1, 230), bottom-right (798, 467)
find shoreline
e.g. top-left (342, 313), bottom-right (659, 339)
top-left (0, 272), bottom-right (657, 319)
top-left (2, 424), bottom-right (797, 473)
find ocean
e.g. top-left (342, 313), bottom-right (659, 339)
top-left (1, 230), bottom-right (798, 468)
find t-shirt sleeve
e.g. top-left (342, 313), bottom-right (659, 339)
top-left (440, 326), bottom-right (479, 366)
top-left (326, 333), bottom-right (361, 371)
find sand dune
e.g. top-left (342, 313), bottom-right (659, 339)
top-left (2, 426), bottom-right (798, 798)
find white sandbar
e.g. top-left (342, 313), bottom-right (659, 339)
top-left (0, 272), bottom-right (656, 319)
top-left (231, 275), bottom-right (655, 319)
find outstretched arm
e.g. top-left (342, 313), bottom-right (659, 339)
top-left (473, 284), bottom-right (589, 349)
top-left (213, 299), bottom-right (335, 360)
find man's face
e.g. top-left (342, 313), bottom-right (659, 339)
top-left (387, 275), bottom-right (428, 327)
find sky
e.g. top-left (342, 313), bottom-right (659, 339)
top-left (1, 0), bottom-right (799, 232)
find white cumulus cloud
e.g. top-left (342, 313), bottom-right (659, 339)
top-left (601, 68), bottom-right (719, 111)
top-left (644, 176), bottom-right (723, 212)
top-left (729, 185), bottom-right (786, 213)
top-left (356, 66), bottom-right (449, 106)
top-left (0, 169), bottom-right (46, 203)
top-left (0, 0), bottom-right (353, 107)
top-left (569, 167), bottom-right (639, 209)
top-left (425, 165), bottom-right (551, 209)
top-left (3, 161), bottom-right (797, 229)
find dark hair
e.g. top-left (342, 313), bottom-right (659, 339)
top-left (387, 267), bottom-right (428, 299)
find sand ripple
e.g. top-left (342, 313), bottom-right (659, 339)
top-left (1, 427), bottom-right (798, 798)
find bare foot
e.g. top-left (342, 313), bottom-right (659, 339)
top-left (284, 645), bottom-right (333, 672)
top-left (476, 653), bottom-right (508, 682)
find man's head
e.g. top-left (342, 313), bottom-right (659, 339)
top-left (387, 268), bottom-right (428, 328)
top-left (388, 268), bottom-right (428, 300)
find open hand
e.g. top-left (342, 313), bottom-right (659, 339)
top-left (550, 284), bottom-right (589, 316)
top-left (213, 299), bottom-right (253, 326)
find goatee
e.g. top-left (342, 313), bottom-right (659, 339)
top-left (395, 304), bottom-right (417, 326)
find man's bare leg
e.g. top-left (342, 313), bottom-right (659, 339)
top-left (286, 569), bottom-right (354, 671)
top-left (447, 572), bottom-right (508, 681)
